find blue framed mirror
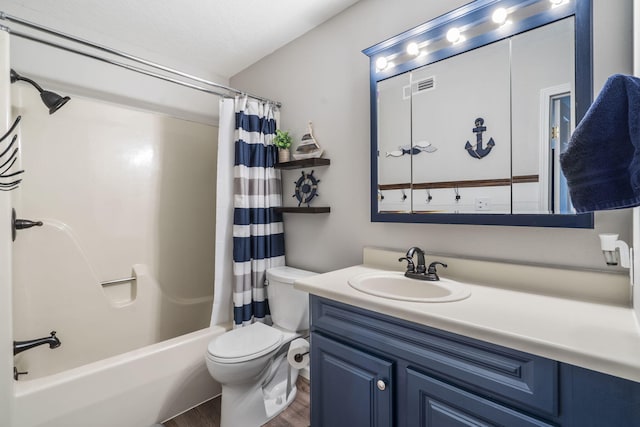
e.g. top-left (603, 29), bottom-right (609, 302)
top-left (363, 0), bottom-right (593, 227)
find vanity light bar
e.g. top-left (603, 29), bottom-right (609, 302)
top-left (492, 8), bottom-right (509, 25)
top-left (446, 28), bottom-right (462, 43)
top-left (373, 0), bottom-right (572, 73)
top-left (406, 42), bottom-right (420, 56)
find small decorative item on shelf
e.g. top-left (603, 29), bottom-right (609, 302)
top-left (293, 170), bottom-right (320, 207)
top-left (293, 121), bottom-right (323, 160)
top-left (274, 129), bottom-right (292, 163)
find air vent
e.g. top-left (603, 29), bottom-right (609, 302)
top-left (402, 76), bottom-right (436, 99)
top-left (415, 76), bottom-right (435, 92)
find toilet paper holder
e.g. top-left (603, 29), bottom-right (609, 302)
top-left (286, 338), bottom-right (310, 401)
top-left (293, 350), bottom-right (309, 363)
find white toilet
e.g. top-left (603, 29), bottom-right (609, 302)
top-left (206, 266), bottom-right (315, 427)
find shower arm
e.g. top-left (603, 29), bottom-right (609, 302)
top-left (10, 70), bottom-right (44, 93)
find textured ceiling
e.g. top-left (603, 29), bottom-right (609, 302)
top-left (0, 0), bottom-right (359, 81)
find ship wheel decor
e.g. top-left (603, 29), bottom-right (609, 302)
top-left (293, 170), bottom-right (321, 207)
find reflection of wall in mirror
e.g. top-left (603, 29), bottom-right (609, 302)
top-left (377, 74), bottom-right (411, 185)
top-left (410, 40), bottom-right (511, 185)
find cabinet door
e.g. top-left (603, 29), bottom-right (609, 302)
top-left (311, 333), bottom-right (393, 427)
top-left (406, 368), bottom-right (554, 427)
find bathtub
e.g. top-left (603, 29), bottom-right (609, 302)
top-left (11, 232), bottom-right (227, 426)
top-left (12, 325), bottom-right (227, 427)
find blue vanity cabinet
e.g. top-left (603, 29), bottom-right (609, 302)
top-left (406, 368), bottom-right (554, 426)
top-left (309, 296), bottom-right (640, 427)
top-left (311, 333), bottom-right (393, 426)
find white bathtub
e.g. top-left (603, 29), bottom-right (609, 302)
top-left (12, 325), bottom-right (227, 427)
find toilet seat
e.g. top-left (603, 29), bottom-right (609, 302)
top-left (207, 322), bottom-right (283, 363)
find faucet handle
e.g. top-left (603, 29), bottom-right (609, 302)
top-left (425, 261), bottom-right (447, 281)
top-left (398, 256), bottom-right (415, 272)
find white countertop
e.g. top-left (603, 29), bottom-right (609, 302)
top-left (294, 252), bottom-right (640, 383)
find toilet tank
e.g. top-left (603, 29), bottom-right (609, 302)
top-left (266, 266), bottom-right (316, 332)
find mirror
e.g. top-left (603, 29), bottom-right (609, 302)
top-left (364, 0), bottom-right (593, 227)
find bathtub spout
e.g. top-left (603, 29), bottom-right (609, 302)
top-left (14, 331), bottom-right (61, 355)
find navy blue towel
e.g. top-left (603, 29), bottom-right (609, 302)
top-left (560, 74), bottom-right (640, 212)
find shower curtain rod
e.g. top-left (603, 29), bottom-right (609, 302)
top-left (2, 26), bottom-right (230, 97)
top-left (0, 12), bottom-right (282, 107)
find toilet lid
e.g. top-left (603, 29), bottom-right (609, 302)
top-left (207, 322), bottom-right (283, 363)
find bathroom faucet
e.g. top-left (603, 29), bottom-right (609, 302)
top-left (399, 247), bottom-right (447, 281)
top-left (407, 247), bottom-right (427, 273)
top-left (399, 246), bottom-right (427, 276)
top-left (14, 331), bottom-right (61, 355)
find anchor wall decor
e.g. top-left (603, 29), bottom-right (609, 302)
top-left (464, 117), bottom-right (495, 159)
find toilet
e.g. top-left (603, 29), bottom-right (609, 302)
top-left (206, 266), bottom-right (316, 427)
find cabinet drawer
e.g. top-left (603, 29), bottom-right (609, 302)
top-left (406, 368), bottom-right (555, 426)
top-left (311, 296), bottom-right (558, 417)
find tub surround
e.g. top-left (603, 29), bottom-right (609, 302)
top-left (294, 247), bottom-right (640, 383)
top-left (13, 262), bottom-right (213, 379)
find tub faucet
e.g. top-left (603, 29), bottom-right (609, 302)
top-left (14, 331), bottom-right (61, 355)
top-left (399, 246), bottom-right (427, 276)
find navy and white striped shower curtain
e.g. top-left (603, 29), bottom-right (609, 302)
top-left (232, 96), bottom-right (285, 327)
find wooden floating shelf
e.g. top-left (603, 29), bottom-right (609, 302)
top-left (275, 158), bottom-right (330, 170)
top-left (275, 207), bottom-right (331, 213)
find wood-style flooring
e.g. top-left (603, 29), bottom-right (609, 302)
top-left (164, 377), bottom-right (310, 427)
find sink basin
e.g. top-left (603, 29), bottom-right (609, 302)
top-left (348, 271), bottom-right (471, 302)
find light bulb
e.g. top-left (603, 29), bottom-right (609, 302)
top-left (492, 8), bottom-right (508, 25)
top-left (407, 42), bottom-right (420, 56)
top-left (446, 28), bottom-right (461, 43)
top-left (375, 57), bottom-right (388, 71)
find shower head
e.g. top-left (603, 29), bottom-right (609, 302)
top-left (10, 69), bottom-right (70, 114)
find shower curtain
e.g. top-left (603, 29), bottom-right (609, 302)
top-left (212, 96), bottom-right (284, 328)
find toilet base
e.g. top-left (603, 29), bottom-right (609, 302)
top-left (219, 354), bottom-right (299, 427)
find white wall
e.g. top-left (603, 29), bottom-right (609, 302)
top-left (231, 0), bottom-right (634, 272)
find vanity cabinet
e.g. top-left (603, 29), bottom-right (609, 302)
top-left (310, 296), bottom-right (640, 427)
top-left (312, 333), bottom-right (393, 426)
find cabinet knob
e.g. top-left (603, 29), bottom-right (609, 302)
top-left (376, 379), bottom-right (387, 391)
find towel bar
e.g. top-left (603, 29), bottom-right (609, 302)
top-left (100, 276), bottom-right (136, 287)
